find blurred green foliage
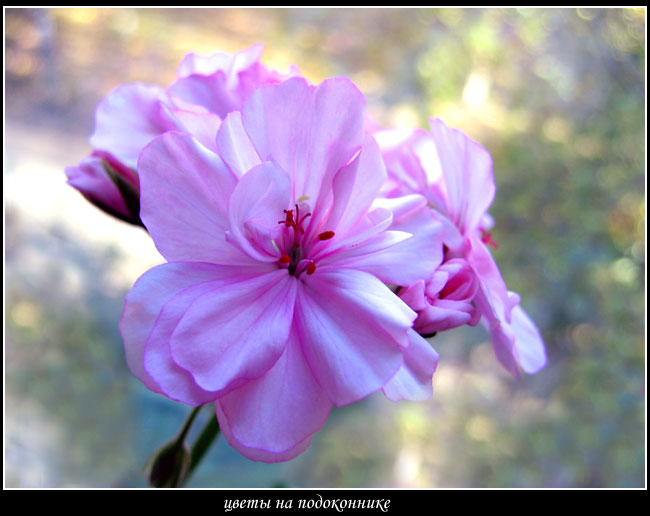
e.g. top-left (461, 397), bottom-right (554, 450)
top-left (5, 8), bottom-right (645, 487)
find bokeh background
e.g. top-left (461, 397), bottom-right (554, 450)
top-left (5, 8), bottom-right (646, 488)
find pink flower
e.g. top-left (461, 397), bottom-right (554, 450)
top-left (376, 118), bottom-right (546, 377)
top-left (398, 258), bottom-right (480, 335)
top-left (120, 77), bottom-right (442, 462)
top-left (169, 43), bottom-right (297, 119)
top-left (67, 45), bottom-right (289, 223)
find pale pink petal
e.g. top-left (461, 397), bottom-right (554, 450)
top-left (138, 131), bottom-right (251, 265)
top-left (468, 236), bottom-right (510, 323)
top-left (216, 327), bottom-right (331, 460)
top-left (397, 280), bottom-right (428, 311)
top-left (510, 304), bottom-right (547, 374)
top-left (169, 269), bottom-right (297, 394)
top-left (325, 202), bottom-right (443, 286)
top-left (415, 300), bottom-right (477, 334)
top-left (372, 194), bottom-right (428, 222)
top-left (295, 268), bottom-right (414, 406)
top-left (119, 262), bottom-right (232, 393)
top-left (374, 128), bottom-right (430, 198)
top-left (227, 161), bottom-right (291, 262)
top-left (241, 77), bottom-right (365, 201)
top-left (143, 276), bottom-right (253, 406)
top-left (168, 72), bottom-right (236, 119)
top-left (320, 135), bottom-right (386, 237)
top-left (486, 318), bottom-right (520, 378)
top-left (90, 83), bottom-right (178, 169)
top-left (176, 44), bottom-right (264, 78)
top-left (382, 330), bottom-right (439, 402)
top-left (429, 118), bottom-right (495, 235)
top-left (162, 107), bottom-right (221, 153)
top-left (215, 403), bottom-right (313, 463)
top-left (216, 111), bottom-right (262, 177)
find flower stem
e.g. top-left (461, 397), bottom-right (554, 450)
top-left (181, 411), bottom-right (221, 486)
top-left (176, 404), bottom-right (203, 444)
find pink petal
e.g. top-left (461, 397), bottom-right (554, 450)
top-left (176, 44), bottom-right (264, 78)
top-left (216, 327), bottom-right (331, 461)
top-left (119, 262), bottom-right (233, 393)
top-left (168, 72), bottom-right (236, 119)
top-left (215, 403), bottom-right (313, 463)
top-left (162, 107), bottom-right (222, 153)
top-left (324, 202), bottom-right (443, 287)
top-left (382, 330), bottom-right (439, 402)
top-left (89, 83), bottom-right (178, 169)
top-left (320, 135), bottom-right (385, 237)
top-left (510, 304), bottom-right (547, 374)
top-left (415, 300), bottom-right (477, 334)
top-left (227, 161), bottom-right (291, 262)
top-left (428, 118), bottom-right (495, 235)
top-left (374, 128), bottom-right (431, 199)
top-left (295, 267), bottom-right (414, 406)
top-left (216, 111), bottom-right (262, 178)
top-left (169, 269), bottom-right (297, 394)
top-left (138, 131), bottom-right (251, 265)
top-left (65, 156), bottom-right (129, 218)
top-left (241, 77), bottom-right (365, 202)
top-left (144, 280), bottom-right (238, 406)
top-left (468, 236), bottom-right (510, 323)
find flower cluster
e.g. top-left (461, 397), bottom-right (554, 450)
top-left (66, 45), bottom-right (546, 463)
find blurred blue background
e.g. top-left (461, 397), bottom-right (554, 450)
top-left (5, 8), bottom-right (645, 488)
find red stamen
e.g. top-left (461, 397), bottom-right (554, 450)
top-left (481, 229), bottom-right (499, 250)
top-left (279, 254), bottom-right (291, 264)
top-left (277, 205), bottom-right (311, 234)
top-left (306, 261), bottom-right (317, 275)
top-left (318, 230), bottom-right (335, 241)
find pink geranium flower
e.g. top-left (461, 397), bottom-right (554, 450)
top-left (67, 45), bottom-right (290, 223)
top-left (120, 77), bottom-right (442, 461)
top-left (376, 118), bottom-right (546, 377)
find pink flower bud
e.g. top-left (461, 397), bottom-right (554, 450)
top-left (65, 151), bottom-right (141, 225)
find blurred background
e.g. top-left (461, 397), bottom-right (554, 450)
top-left (5, 8), bottom-right (645, 488)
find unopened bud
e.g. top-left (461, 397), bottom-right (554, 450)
top-left (146, 439), bottom-right (192, 488)
top-left (65, 150), bottom-right (142, 226)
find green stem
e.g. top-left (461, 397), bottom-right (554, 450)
top-left (176, 404), bottom-right (203, 445)
top-left (182, 412), bottom-right (221, 486)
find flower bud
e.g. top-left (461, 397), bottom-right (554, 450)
top-left (146, 439), bottom-right (192, 488)
top-left (65, 150), bottom-right (141, 226)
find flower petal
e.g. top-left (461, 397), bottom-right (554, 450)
top-left (177, 44), bottom-right (264, 78)
top-left (216, 111), bottom-right (262, 178)
top-left (510, 304), bottom-right (547, 374)
top-left (324, 199), bottom-right (443, 286)
top-left (227, 160), bottom-right (291, 262)
top-left (90, 83), bottom-right (178, 169)
top-left (382, 330), bottom-right (439, 402)
top-left (162, 107), bottom-right (222, 153)
top-left (168, 72), bottom-right (235, 119)
top-left (169, 269), bottom-right (297, 394)
top-left (119, 262), bottom-right (232, 393)
top-left (138, 131), bottom-right (250, 265)
top-left (65, 155), bottom-right (130, 218)
top-left (241, 77), bottom-right (365, 202)
top-left (216, 326), bottom-right (331, 461)
top-left (144, 277), bottom-right (251, 406)
top-left (429, 117), bottom-right (495, 235)
top-left (215, 403), bottom-right (313, 463)
top-left (295, 268), bottom-right (414, 406)
top-left (319, 135), bottom-right (386, 237)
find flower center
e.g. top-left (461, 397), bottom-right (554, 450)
top-left (276, 203), bottom-right (335, 277)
